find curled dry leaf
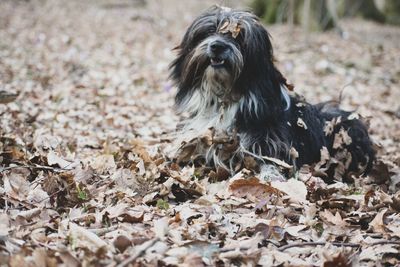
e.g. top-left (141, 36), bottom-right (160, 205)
top-left (323, 117), bottom-right (341, 136)
top-left (369, 208), bottom-right (387, 233)
top-left (47, 150), bottom-right (77, 170)
top-left (33, 130), bottom-right (60, 153)
top-left (218, 18), bottom-right (241, 38)
top-left (254, 222), bottom-right (286, 241)
top-left (333, 128), bottom-right (353, 149)
top-left (3, 169), bottom-right (31, 201)
top-left (229, 177), bottom-right (282, 200)
top-left (297, 117), bottom-right (308, 129)
top-left (69, 223), bottom-right (108, 252)
top-left (14, 208), bottom-right (41, 222)
top-left (320, 209), bottom-right (348, 227)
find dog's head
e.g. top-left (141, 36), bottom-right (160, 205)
top-left (170, 6), bottom-right (291, 124)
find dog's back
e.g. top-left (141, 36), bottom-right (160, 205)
top-left (317, 103), bottom-right (375, 182)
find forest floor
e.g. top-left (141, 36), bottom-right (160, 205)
top-left (1, 0), bottom-right (400, 266)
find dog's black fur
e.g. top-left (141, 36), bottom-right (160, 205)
top-left (170, 6), bottom-right (375, 182)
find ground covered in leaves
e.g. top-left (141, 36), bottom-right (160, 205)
top-left (1, 0), bottom-right (400, 266)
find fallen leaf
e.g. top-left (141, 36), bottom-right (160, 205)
top-left (333, 128), bottom-right (352, 149)
top-left (69, 223), bottom-right (108, 252)
top-left (153, 217), bottom-right (169, 240)
top-left (90, 154), bottom-right (116, 174)
top-left (320, 209), bottom-right (348, 227)
top-left (369, 209), bottom-right (387, 233)
top-left (47, 151), bottom-right (77, 170)
top-left (113, 235), bottom-right (132, 253)
top-left (229, 177), bottom-right (281, 200)
top-left (323, 253), bottom-right (351, 267)
top-left (271, 178), bottom-right (308, 203)
top-left (297, 118), bottom-right (308, 129)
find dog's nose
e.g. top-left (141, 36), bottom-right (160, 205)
top-left (209, 40), bottom-right (228, 55)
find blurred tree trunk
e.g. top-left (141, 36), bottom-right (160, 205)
top-left (384, 0), bottom-right (400, 25)
top-left (251, 0), bottom-right (338, 31)
top-left (251, 0), bottom-right (280, 24)
top-left (342, 0), bottom-right (400, 24)
top-left (358, 0), bottom-right (386, 23)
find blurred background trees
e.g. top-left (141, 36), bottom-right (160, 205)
top-left (251, 0), bottom-right (400, 31)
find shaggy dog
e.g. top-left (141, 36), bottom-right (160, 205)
top-left (170, 6), bottom-right (375, 182)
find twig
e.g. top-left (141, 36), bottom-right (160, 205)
top-left (116, 238), bottom-right (160, 267)
top-left (89, 225), bottom-right (119, 236)
top-left (0, 91), bottom-right (19, 104)
top-left (369, 240), bottom-right (400, 246)
top-left (365, 203), bottom-right (388, 212)
top-left (0, 164), bottom-right (64, 173)
top-left (0, 164), bottom-right (53, 172)
top-left (279, 240), bottom-right (400, 251)
top-left (279, 241), bottom-right (359, 251)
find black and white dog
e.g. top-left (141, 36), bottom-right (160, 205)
top-left (170, 6), bottom-right (375, 182)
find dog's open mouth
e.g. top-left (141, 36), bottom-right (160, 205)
top-left (210, 57), bottom-right (225, 67)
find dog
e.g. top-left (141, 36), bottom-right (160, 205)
top-left (169, 6), bottom-right (375, 182)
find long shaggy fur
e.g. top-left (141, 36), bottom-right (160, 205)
top-left (170, 6), bottom-right (375, 182)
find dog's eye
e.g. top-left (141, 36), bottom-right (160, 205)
top-left (188, 28), bottom-right (216, 50)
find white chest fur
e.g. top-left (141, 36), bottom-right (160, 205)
top-left (177, 89), bottom-right (239, 141)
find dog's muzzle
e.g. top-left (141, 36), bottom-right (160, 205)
top-left (207, 39), bottom-right (231, 68)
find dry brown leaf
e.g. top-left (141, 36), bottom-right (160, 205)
top-left (58, 251), bottom-right (80, 267)
top-left (323, 253), bottom-right (351, 267)
top-left (285, 225), bottom-right (308, 238)
top-left (14, 208), bottom-right (41, 221)
top-left (218, 19), bottom-right (241, 38)
top-left (229, 177), bottom-right (281, 200)
top-left (113, 235), bottom-right (132, 253)
top-left (47, 151), bottom-right (77, 170)
top-left (297, 117), bottom-right (308, 129)
top-left (359, 244), bottom-right (399, 261)
top-left (3, 169), bottom-right (30, 201)
top-left (271, 178), bottom-right (308, 203)
top-left (369, 208), bottom-right (387, 233)
top-left (333, 128), bottom-right (353, 149)
top-left (69, 222), bottom-right (108, 252)
top-left (33, 131), bottom-right (60, 153)
top-left (90, 154), bottom-right (116, 174)
top-left (320, 209), bottom-right (348, 226)
top-left (0, 214), bottom-right (10, 241)
top-left (176, 141), bottom-right (197, 163)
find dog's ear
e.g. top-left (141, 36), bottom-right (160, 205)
top-left (170, 7), bottom-right (222, 106)
top-left (235, 23), bottom-right (290, 128)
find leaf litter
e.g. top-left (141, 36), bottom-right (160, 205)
top-left (0, 0), bottom-right (400, 266)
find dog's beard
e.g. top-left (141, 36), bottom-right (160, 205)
top-left (182, 37), bottom-right (244, 102)
top-left (203, 67), bottom-right (232, 100)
